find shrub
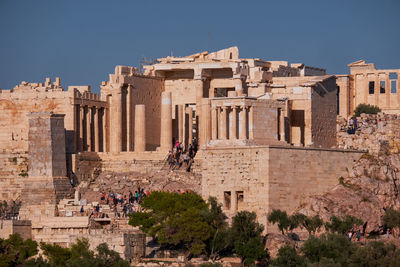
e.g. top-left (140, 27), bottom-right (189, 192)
top-left (302, 233), bottom-right (355, 265)
top-left (325, 215), bottom-right (363, 235)
top-left (382, 208), bottom-right (400, 232)
top-left (231, 211), bottom-right (267, 265)
top-left (270, 245), bottom-right (306, 267)
top-left (354, 103), bottom-right (381, 117)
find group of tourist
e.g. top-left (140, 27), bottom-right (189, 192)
top-left (167, 139), bottom-right (198, 171)
top-left (88, 186), bottom-right (150, 219)
top-left (0, 200), bottom-right (21, 220)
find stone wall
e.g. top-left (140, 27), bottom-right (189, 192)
top-left (129, 76), bottom-right (164, 150)
top-left (33, 225), bottom-right (145, 261)
top-left (0, 152), bottom-right (28, 201)
top-left (337, 113), bottom-right (400, 155)
top-left (73, 151), bottom-right (168, 182)
top-left (0, 89), bottom-right (74, 153)
top-left (311, 76), bottom-right (337, 148)
top-left (0, 220), bottom-right (32, 240)
top-left (200, 145), bottom-right (363, 231)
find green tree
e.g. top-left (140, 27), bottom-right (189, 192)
top-left (292, 213), bottom-right (323, 236)
top-left (270, 245), bottom-right (306, 267)
top-left (231, 211), bottom-right (266, 266)
top-left (129, 191), bottom-right (211, 258)
top-left (94, 243), bottom-right (130, 267)
top-left (40, 242), bottom-right (72, 267)
top-left (34, 239), bottom-right (129, 267)
top-left (349, 241), bottom-right (400, 266)
top-left (354, 103), bottom-right (381, 117)
top-left (382, 208), bottom-right (400, 236)
top-left (302, 233), bottom-right (355, 265)
top-left (268, 209), bottom-right (301, 235)
top-left (324, 215), bottom-right (363, 235)
top-left (203, 197), bottom-right (232, 260)
top-left (0, 233), bottom-right (38, 267)
top-left (268, 209), bottom-right (291, 235)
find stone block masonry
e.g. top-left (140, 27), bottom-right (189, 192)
top-left (200, 145), bottom-right (364, 232)
top-left (19, 112), bottom-right (73, 223)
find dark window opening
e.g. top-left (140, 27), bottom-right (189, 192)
top-left (337, 86), bottom-right (340, 115)
top-left (369, 81), bottom-right (375, 94)
top-left (224, 191), bottom-right (231, 210)
top-left (237, 191), bottom-right (244, 211)
top-left (380, 81), bottom-right (385, 94)
top-left (277, 108), bottom-right (281, 140)
top-left (391, 81), bottom-right (397, 94)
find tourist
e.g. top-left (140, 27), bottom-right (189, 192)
top-left (348, 231), bottom-right (353, 240)
top-left (122, 204), bottom-right (127, 218)
top-left (80, 206), bottom-right (84, 216)
top-left (188, 144), bottom-right (194, 159)
top-left (183, 152), bottom-right (188, 165)
top-left (387, 228), bottom-right (390, 239)
top-left (356, 229), bottom-right (361, 242)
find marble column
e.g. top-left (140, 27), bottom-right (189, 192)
top-left (126, 86), bottom-right (132, 151)
top-left (110, 90), bottom-right (122, 153)
top-left (211, 106), bottom-right (217, 140)
top-left (216, 107), bottom-right (221, 139)
top-left (160, 92), bottom-right (172, 152)
top-left (248, 106), bottom-right (254, 140)
top-left (102, 108), bottom-right (107, 152)
top-left (94, 107), bottom-right (99, 152)
top-left (79, 105), bottom-right (84, 151)
top-left (178, 105), bottom-right (184, 143)
top-left (220, 106), bottom-right (227, 140)
top-left (229, 106), bottom-right (237, 140)
top-left (187, 107), bottom-right (193, 145)
top-left (86, 106), bottom-right (92, 151)
top-left (239, 105), bottom-right (247, 139)
top-left (199, 98), bottom-right (211, 146)
top-left (134, 104), bottom-right (146, 152)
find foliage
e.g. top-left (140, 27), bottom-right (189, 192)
top-left (203, 197), bottom-right (231, 260)
top-left (34, 239), bottom-right (129, 267)
top-left (267, 210), bottom-right (319, 235)
top-left (354, 103), bottom-right (381, 117)
top-left (349, 241), bottom-right (400, 266)
top-left (0, 233), bottom-right (38, 267)
top-left (292, 213), bottom-right (323, 236)
top-left (324, 215), bottom-right (363, 235)
top-left (270, 245), bottom-right (306, 267)
top-left (231, 211), bottom-right (266, 265)
top-left (267, 209), bottom-right (291, 235)
top-left (40, 242), bottom-right (72, 266)
top-left (382, 208), bottom-right (400, 230)
top-left (129, 191), bottom-right (211, 257)
top-left (302, 233), bottom-right (355, 265)
top-left (270, 233), bottom-right (400, 266)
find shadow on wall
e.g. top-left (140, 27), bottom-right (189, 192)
top-left (73, 152), bottom-right (102, 184)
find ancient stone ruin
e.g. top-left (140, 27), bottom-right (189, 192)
top-left (0, 46), bottom-right (399, 260)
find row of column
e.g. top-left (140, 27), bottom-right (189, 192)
top-left (211, 105), bottom-right (253, 140)
top-left (77, 105), bottom-right (105, 152)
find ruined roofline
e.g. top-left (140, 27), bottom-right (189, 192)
top-left (156, 46), bottom-right (240, 63)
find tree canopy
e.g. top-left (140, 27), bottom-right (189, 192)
top-left (129, 191), bottom-right (211, 256)
top-left (231, 211), bottom-right (266, 265)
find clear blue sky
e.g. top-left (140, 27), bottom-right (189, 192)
top-left (1, 0), bottom-right (399, 93)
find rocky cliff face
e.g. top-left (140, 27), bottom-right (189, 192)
top-left (296, 113), bottom-right (400, 234)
